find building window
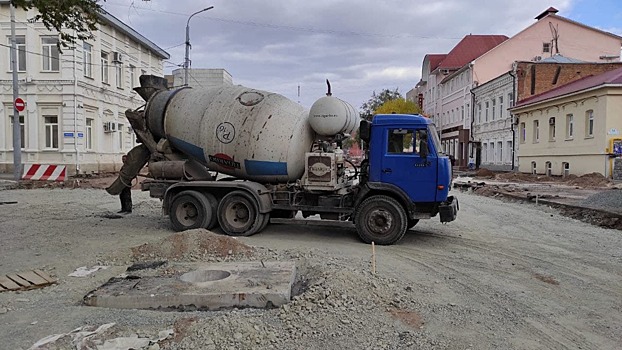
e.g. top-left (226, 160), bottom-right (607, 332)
top-left (118, 123), bottom-right (124, 150)
top-left (483, 143), bottom-right (488, 162)
top-left (490, 142), bottom-right (495, 163)
top-left (8, 35), bottom-right (26, 72)
top-left (545, 161), bottom-right (552, 176)
top-left (492, 99), bottom-right (496, 120)
top-left (129, 65), bottom-right (136, 89)
top-left (477, 103), bottom-right (482, 123)
top-left (585, 110), bottom-right (594, 137)
top-left (461, 106), bottom-right (464, 121)
top-left (508, 92), bottom-right (514, 107)
top-left (543, 42), bottom-right (551, 53)
top-left (44, 116), bottom-right (59, 149)
top-left (566, 114), bottom-right (574, 139)
top-left (533, 120), bottom-right (540, 143)
top-left (485, 101), bottom-right (489, 122)
top-left (549, 117), bottom-right (556, 141)
top-left (562, 162), bottom-right (570, 177)
top-left (506, 140), bottom-right (512, 163)
top-left (498, 141), bottom-right (503, 162)
top-left (115, 63), bottom-right (123, 88)
top-left (101, 52), bottom-right (109, 84)
top-left (499, 96), bottom-right (504, 118)
top-left (41, 37), bottom-right (59, 71)
top-left (520, 122), bottom-right (526, 143)
top-left (85, 118), bottom-right (93, 150)
top-left (531, 161), bottom-right (537, 174)
top-left (9, 115), bottom-right (26, 149)
top-left (83, 42), bottom-right (93, 78)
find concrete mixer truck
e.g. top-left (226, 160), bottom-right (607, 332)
top-left (107, 75), bottom-right (458, 245)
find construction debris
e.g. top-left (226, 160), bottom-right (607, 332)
top-left (0, 270), bottom-right (56, 292)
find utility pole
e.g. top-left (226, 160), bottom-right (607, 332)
top-left (184, 6), bottom-right (213, 86)
top-left (10, 3), bottom-right (22, 182)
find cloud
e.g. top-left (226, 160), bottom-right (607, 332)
top-left (102, 0), bottom-right (606, 109)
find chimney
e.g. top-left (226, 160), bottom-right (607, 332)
top-left (535, 7), bottom-right (559, 20)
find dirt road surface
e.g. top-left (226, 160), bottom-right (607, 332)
top-left (0, 188), bottom-right (621, 349)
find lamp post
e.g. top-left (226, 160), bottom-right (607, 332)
top-left (184, 6), bottom-right (214, 87)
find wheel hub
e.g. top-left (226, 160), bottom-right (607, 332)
top-left (367, 209), bottom-right (393, 235)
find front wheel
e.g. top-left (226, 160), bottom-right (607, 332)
top-left (355, 195), bottom-right (407, 245)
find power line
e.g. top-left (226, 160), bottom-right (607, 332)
top-left (103, 2), bottom-right (462, 40)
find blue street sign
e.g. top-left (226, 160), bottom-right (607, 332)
top-left (63, 132), bottom-right (74, 138)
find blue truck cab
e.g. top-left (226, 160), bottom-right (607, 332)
top-left (356, 114), bottom-right (458, 242)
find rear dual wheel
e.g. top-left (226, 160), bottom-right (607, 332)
top-left (217, 190), bottom-right (268, 236)
top-left (169, 190), bottom-right (217, 231)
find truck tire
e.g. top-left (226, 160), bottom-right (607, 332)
top-left (203, 193), bottom-right (219, 230)
top-left (217, 191), bottom-right (264, 236)
top-left (355, 195), bottom-right (407, 245)
top-left (169, 190), bottom-right (212, 231)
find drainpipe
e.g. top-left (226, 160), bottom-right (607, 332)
top-left (509, 70), bottom-right (516, 170)
top-left (73, 35), bottom-right (80, 175)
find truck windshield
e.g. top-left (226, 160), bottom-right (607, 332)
top-left (428, 125), bottom-right (443, 154)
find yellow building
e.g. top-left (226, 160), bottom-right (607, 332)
top-left (510, 67), bottom-right (622, 177)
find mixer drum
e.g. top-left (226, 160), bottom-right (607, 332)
top-left (146, 85), bottom-right (315, 183)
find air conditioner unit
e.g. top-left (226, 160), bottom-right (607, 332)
top-left (549, 117), bottom-right (556, 125)
top-left (103, 121), bottom-right (118, 133)
top-left (112, 52), bottom-right (123, 63)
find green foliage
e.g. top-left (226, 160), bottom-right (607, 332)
top-left (11, 0), bottom-right (105, 49)
top-left (359, 88), bottom-right (401, 121)
top-left (374, 98), bottom-right (420, 115)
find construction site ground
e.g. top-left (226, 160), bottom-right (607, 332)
top-left (0, 172), bottom-right (621, 350)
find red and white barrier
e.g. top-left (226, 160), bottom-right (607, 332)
top-left (22, 164), bottom-right (66, 182)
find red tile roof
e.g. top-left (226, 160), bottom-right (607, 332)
top-left (514, 67), bottom-right (622, 108)
top-left (437, 34), bottom-right (508, 70)
top-left (426, 54), bottom-right (447, 71)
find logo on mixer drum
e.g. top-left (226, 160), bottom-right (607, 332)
top-left (209, 153), bottom-right (241, 170)
top-left (216, 122), bottom-right (235, 144)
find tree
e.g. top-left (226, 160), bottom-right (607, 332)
top-left (11, 0), bottom-right (105, 49)
top-left (359, 88), bottom-right (401, 121)
top-left (374, 98), bottom-right (421, 115)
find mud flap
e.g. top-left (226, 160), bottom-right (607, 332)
top-left (439, 196), bottom-right (458, 223)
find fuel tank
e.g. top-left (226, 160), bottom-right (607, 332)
top-left (144, 85), bottom-right (315, 183)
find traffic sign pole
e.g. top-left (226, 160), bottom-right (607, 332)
top-left (10, 3), bottom-right (22, 182)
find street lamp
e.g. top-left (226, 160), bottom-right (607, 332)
top-left (184, 6), bottom-right (214, 87)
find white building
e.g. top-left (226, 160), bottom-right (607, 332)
top-left (169, 68), bottom-right (233, 89)
top-left (0, 3), bottom-right (169, 175)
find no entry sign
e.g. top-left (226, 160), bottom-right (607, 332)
top-left (14, 97), bottom-right (25, 112)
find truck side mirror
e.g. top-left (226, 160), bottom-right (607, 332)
top-left (359, 120), bottom-right (370, 143)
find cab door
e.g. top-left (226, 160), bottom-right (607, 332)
top-left (380, 128), bottom-right (438, 202)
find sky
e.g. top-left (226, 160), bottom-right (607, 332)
top-left (101, 0), bottom-right (622, 110)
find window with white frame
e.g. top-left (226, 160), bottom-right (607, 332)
top-left (533, 120), bottom-right (540, 143)
top-left (478, 103), bottom-right (482, 123)
top-left (101, 52), bottom-right (109, 84)
top-left (543, 42), bottom-right (551, 53)
top-left (508, 92), bottom-right (514, 107)
top-left (520, 122), bottom-right (526, 143)
top-left (44, 115), bottom-right (59, 149)
top-left (485, 101), bottom-right (489, 122)
top-left (41, 37), bottom-right (59, 71)
top-left (8, 35), bottom-right (26, 72)
top-left (483, 143), bottom-right (488, 162)
top-left (566, 114), bottom-right (574, 139)
top-left (115, 63), bottom-right (123, 88)
top-left (549, 118), bottom-right (556, 141)
top-left (9, 115), bottom-right (26, 149)
top-left (492, 98), bottom-right (496, 120)
top-left (461, 106), bottom-right (464, 121)
top-left (585, 110), bottom-right (594, 137)
top-left (83, 42), bottom-right (93, 78)
top-left (506, 141), bottom-right (512, 163)
top-left (85, 118), bottom-right (93, 150)
top-left (490, 142), bottom-right (495, 163)
top-left (129, 64), bottom-right (136, 89)
top-left (499, 96), bottom-right (504, 118)
top-left (498, 141), bottom-right (503, 162)
top-left (118, 123), bottom-right (124, 150)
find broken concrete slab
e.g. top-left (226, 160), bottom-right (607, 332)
top-left (84, 261), bottom-right (296, 311)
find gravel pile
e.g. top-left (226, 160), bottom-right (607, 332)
top-left (165, 250), bottom-right (446, 350)
top-left (580, 189), bottom-right (622, 214)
